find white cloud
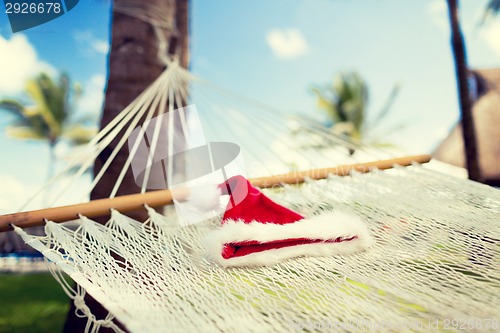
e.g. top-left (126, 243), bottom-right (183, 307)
top-left (428, 0), bottom-right (448, 31)
top-left (73, 30), bottom-right (109, 55)
top-left (0, 34), bottom-right (55, 95)
top-left (92, 40), bottom-right (110, 54)
top-left (480, 21), bottom-right (500, 56)
top-left (266, 28), bottom-right (309, 59)
top-left (77, 74), bottom-right (106, 118)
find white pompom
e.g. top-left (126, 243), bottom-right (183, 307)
top-left (186, 183), bottom-right (222, 212)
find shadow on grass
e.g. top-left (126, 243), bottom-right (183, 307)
top-left (0, 273), bottom-right (71, 333)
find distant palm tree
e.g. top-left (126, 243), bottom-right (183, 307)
top-left (446, 0), bottom-right (481, 181)
top-left (312, 72), bottom-right (367, 142)
top-left (310, 71), bottom-right (400, 155)
top-left (0, 73), bottom-right (96, 181)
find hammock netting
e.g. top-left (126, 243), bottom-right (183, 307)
top-left (8, 63), bottom-right (500, 332)
top-left (15, 165), bottom-right (500, 332)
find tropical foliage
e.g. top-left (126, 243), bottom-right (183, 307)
top-left (311, 72), bottom-right (368, 142)
top-left (307, 71), bottom-right (400, 155)
top-left (0, 73), bottom-right (97, 180)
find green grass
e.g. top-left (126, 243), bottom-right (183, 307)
top-left (0, 273), bottom-right (71, 333)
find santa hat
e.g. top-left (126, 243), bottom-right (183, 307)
top-left (203, 175), bottom-right (373, 267)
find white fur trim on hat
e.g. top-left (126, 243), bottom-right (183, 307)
top-left (186, 183), bottom-right (222, 212)
top-left (203, 211), bottom-right (373, 267)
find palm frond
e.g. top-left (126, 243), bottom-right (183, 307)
top-left (310, 86), bottom-right (341, 123)
top-left (0, 99), bottom-right (27, 118)
top-left (62, 124), bottom-right (97, 145)
top-left (5, 126), bottom-right (47, 141)
top-left (25, 78), bottom-right (61, 138)
top-left (309, 70), bottom-right (402, 150)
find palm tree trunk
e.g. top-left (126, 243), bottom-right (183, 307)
top-left (43, 140), bottom-right (57, 207)
top-left (176, 0), bottom-right (190, 69)
top-left (47, 141), bottom-right (56, 180)
top-left (91, 0), bottom-right (176, 220)
top-left (47, 140), bottom-right (57, 175)
top-left (63, 1), bottom-right (189, 332)
top-left (446, 0), bottom-right (481, 182)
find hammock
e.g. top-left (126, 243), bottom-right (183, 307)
top-left (2, 63), bottom-right (499, 332)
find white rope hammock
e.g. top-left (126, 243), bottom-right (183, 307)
top-left (6, 63), bottom-right (500, 332)
top-left (14, 166), bottom-right (500, 332)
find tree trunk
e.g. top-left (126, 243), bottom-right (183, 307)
top-left (176, 0), bottom-right (190, 69)
top-left (45, 140), bottom-right (57, 206)
top-left (446, 0), bottom-right (481, 182)
top-left (47, 141), bottom-right (57, 181)
top-left (63, 1), bottom-right (189, 332)
top-left (91, 0), bottom-right (176, 221)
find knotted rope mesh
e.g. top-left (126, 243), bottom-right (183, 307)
top-left (16, 164), bottom-right (500, 332)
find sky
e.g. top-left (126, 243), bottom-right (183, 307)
top-left (0, 0), bottom-right (499, 213)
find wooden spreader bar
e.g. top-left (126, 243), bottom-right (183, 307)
top-left (0, 154), bottom-right (431, 232)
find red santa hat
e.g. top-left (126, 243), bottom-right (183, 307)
top-left (203, 175), bottom-right (373, 267)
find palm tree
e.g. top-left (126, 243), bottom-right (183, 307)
top-left (0, 73), bottom-right (95, 260)
top-left (91, 0), bottom-right (189, 218)
top-left (310, 71), bottom-right (400, 155)
top-left (0, 73), bottom-right (96, 181)
top-left (312, 72), bottom-right (367, 143)
top-left (446, 0), bottom-right (481, 181)
top-left (62, 1), bottom-right (189, 332)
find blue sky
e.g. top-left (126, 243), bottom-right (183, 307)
top-left (0, 0), bottom-right (499, 212)
top-left (191, 0), bottom-right (499, 151)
